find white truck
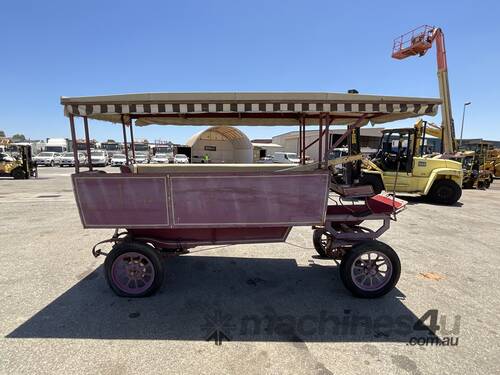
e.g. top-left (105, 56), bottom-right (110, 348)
top-left (272, 152), bottom-right (300, 164)
top-left (45, 138), bottom-right (70, 153)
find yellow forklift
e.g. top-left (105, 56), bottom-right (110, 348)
top-left (0, 143), bottom-right (37, 179)
top-left (360, 126), bottom-right (463, 205)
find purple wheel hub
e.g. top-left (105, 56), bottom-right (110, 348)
top-left (111, 251), bottom-right (155, 295)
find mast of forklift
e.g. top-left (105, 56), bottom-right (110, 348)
top-left (430, 27), bottom-right (456, 154)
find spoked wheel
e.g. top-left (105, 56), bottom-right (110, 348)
top-left (339, 240), bottom-right (401, 298)
top-left (104, 241), bottom-right (164, 297)
top-left (312, 229), bottom-right (334, 257)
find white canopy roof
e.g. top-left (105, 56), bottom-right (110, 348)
top-left (61, 92), bottom-right (441, 126)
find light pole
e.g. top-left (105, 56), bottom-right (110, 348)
top-left (459, 101), bottom-right (471, 147)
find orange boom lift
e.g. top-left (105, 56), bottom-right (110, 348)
top-left (392, 25), bottom-right (456, 155)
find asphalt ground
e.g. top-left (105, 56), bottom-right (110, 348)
top-left (0, 166), bottom-right (499, 374)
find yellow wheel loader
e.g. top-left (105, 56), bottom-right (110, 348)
top-left (448, 151), bottom-right (491, 189)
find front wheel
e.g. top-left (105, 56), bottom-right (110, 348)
top-left (11, 168), bottom-right (26, 179)
top-left (313, 229), bottom-right (333, 257)
top-left (339, 240), bottom-right (401, 298)
top-left (427, 179), bottom-right (462, 205)
top-left (104, 241), bottom-right (164, 297)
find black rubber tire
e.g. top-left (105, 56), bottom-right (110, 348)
top-left (358, 174), bottom-right (384, 194)
top-left (339, 240), bottom-right (401, 298)
top-left (484, 179), bottom-right (491, 189)
top-left (312, 229), bottom-right (333, 257)
top-left (463, 180), bottom-right (474, 189)
top-left (104, 241), bottom-right (164, 298)
top-left (11, 168), bottom-right (26, 180)
top-left (427, 179), bottom-right (462, 205)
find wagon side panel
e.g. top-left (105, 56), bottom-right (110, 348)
top-left (169, 172), bottom-right (329, 227)
top-left (72, 175), bottom-right (169, 228)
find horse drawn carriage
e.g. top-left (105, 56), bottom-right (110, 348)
top-left (61, 92), bottom-right (440, 298)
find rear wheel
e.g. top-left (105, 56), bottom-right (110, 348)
top-left (104, 241), bottom-right (164, 297)
top-left (358, 174), bottom-right (384, 194)
top-left (484, 179), bottom-right (491, 189)
top-left (427, 179), bottom-right (461, 205)
top-left (11, 168), bottom-right (26, 179)
top-left (339, 240), bottom-right (401, 298)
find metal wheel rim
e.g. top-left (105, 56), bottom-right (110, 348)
top-left (351, 250), bottom-right (393, 291)
top-left (319, 232), bottom-right (333, 251)
top-left (111, 251), bottom-right (155, 294)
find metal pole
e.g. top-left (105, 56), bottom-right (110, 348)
top-left (69, 114), bottom-right (80, 174)
top-left (83, 116), bottom-right (93, 171)
top-left (459, 102), bottom-right (471, 148)
top-left (345, 125), bottom-right (353, 184)
top-left (318, 114), bottom-right (323, 168)
top-left (323, 113), bottom-right (330, 168)
top-left (121, 116), bottom-right (129, 165)
top-left (302, 117), bottom-right (306, 164)
top-left (129, 119), bottom-right (136, 160)
top-left (298, 117), bottom-right (303, 164)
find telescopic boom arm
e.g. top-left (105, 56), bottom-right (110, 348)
top-left (392, 26), bottom-right (456, 154)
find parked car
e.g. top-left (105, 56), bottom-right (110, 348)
top-left (272, 152), bottom-right (300, 164)
top-left (90, 150), bottom-right (108, 167)
top-left (111, 153), bottom-right (127, 167)
top-left (33, 152), bottom-right (59, 166)
top-left (256, 156), bottom-right (274, 163)
top-left (151, 153), bottom-right (170, 164)
top-left (58, 152), bottom-right (86, 167)
top-left (174, 154), bottom-right (189, 164)
top-left (134, 151), bottom-right (150, 164)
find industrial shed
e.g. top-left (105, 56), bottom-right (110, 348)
top-left (186, 126), bottom-right (253, 163)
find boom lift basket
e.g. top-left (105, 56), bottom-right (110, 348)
top-left (392, 25), bottom-right (434, 59)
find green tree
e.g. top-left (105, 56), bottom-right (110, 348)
top-left (0, 130), bottom-right (5, 137)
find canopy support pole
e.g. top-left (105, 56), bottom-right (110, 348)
top-left (298, 118), bottom-right (302, 163)
top-left (121, 116), bottom-right (130, 165)
top-left (302, 117), bottom-right (306, 164)
top-left (129, 119), bottom-right (136, 160)
top-left (298, 116), bottom-right (304, 164)
top-left (318, 115), bottom-right (323, 169)
top-left (69, 114), bottom-right (80, 174)
top-left (83, 116), bottom-right (93, 171)
top-left (323, 113), bottom-right (331, 168)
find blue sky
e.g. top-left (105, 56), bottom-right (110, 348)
top-left (1, 0), bottom-right (499, 143)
